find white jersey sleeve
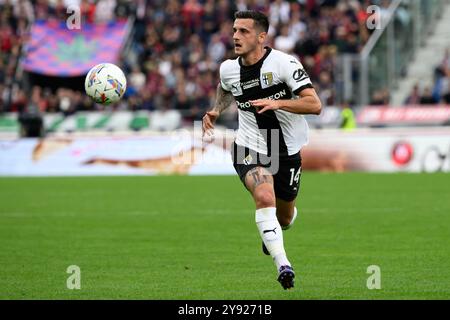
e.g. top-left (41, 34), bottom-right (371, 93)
top-left (278, 54), bottom-right (313, 96)
top-left (219, 60), bottom-right (233, 92)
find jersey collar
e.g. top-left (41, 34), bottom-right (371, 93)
top-left (238, 46), bottom-right (272, 69)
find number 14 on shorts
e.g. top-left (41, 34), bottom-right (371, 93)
top-left (289, 167), bottom-right (301, 186)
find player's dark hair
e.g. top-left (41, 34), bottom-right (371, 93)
top-left (234, 10), bottom-right (269, 33)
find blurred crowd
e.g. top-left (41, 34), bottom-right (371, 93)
top-left (1, 0), bottom-right (383, 125)
top-left (0, 0), bottom-right (132, 116)
top-left (404, 49), bottom-right (450, 105)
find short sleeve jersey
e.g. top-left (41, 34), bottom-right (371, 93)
top-left (220, 47), bottom-right (313, 156)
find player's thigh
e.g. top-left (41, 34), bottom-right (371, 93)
top-left (244, 166), bottom-right (276, 208)
top-left (273, 153), bottom-right (302, 205)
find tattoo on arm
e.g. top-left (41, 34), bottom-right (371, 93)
top-left (246, 167), bottom-right (273, 191)
top-left (213, 84), bottom-right (235, 113)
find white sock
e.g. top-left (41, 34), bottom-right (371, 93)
top-left (255, 207), bottom-right (291, 270)
top-left (282, 207), bottom-right (298, 230)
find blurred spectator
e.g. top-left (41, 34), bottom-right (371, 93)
top-left (420, 87), bottom-right (437, 105)
top-left (13, 0), bottom-right (35, 22)
top-left (95, 0), bottom-right (116, 23)
top-left (274, 24), bottom-right (295, 53)
top-left (207, 34), bottom-right (226, 63)
top-left (287, 11), bottom-right (306, 43)
top-left (317, 71), bottom-right (334, 106)
top-left (269, 0), bottom-right (290, 28)
top-left (443, 83), bottom-right (450, 104)
top-left (129, 65), bottom-right (146, 93)
top-left (0, 83), bottom-right (5, 113)
top-left (0, 58), bottom-right (5, 85)
top-left (371, 89), bottom-right (390, 106)
top-left (340, 104), bottom-right (356, 131)
top-left (10, 88), bottom-right (28, 113)
top-left (433, 49), bottom-right (450, 102)
top-left (181, 0), bottom-right (204, 34)
top-left (407, 50), bottom-right (450, 105)
top-left (405, 83), bottom-right (421, 105)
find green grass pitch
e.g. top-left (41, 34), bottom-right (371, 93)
top-left (1, 173), bottom-right (449, 299)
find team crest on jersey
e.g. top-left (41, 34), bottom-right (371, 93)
top-left (261, 72), bottom-right (273, 87)
top-left (230, 82), bottom-right (243, 96)
top-left (243, 154), bottom-right (253, 165)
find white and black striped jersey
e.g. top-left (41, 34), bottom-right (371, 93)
top-left (220, 47), bottom-right (313, 156)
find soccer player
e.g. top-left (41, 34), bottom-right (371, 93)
top-left (202, 10), bottom-right (322, 290)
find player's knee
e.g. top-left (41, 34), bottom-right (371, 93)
top-left (254, 189), bottom-right (275, 208)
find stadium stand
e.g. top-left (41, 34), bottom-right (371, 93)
top-left (0, 0), bottom-right (448, 135)
top-left (404, 50), bottom-right (450, 105)
top-left (0, 1), bottom-right (375, 123)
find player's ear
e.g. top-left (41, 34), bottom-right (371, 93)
top-left (258, 31), bottom-right (267, 44)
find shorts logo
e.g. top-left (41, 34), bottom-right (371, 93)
top-left (262, 72), bottom-right (273, 86)
top-left (243, 154), bottom-right (253, 165)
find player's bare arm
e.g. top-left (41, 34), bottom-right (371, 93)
top-left (202, 84), bottom-right (234, 134)
top-left (250, 88), bottom-right (322, 115)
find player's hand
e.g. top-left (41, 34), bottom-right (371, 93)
top-left (250, 99), bottom-right (281, 114)
top-left (202, 110), bottom-right (219, 136)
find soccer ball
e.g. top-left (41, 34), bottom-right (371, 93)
top-left (85, 63), bottom-right (127, 105)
